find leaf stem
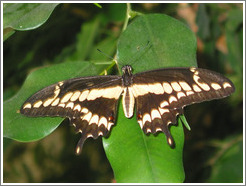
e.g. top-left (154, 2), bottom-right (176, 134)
top-left (122, 3), bottom-right (132, 32)
top-left (100, 3), bottom-right (140, 75)
top-left (99, 60), bottom-right (116, 75)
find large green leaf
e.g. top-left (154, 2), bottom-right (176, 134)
top-left (3, 62), bottom-right (106, 142)
top-left (3, 3), bottom-right (59, 40)
top-left (103, 14), bottom-right (197, 183)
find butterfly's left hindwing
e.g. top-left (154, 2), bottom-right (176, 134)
top-left (21, 76), bottom-right (123, 154)
top-left (132, 67), bottom-right (235, 146)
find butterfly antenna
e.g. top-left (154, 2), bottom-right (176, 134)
top-left (97, 49), bottom-right (121, 74)
top-left (127, 41), bottom-right (152, 67)
top-left (97, 49), bottom-right (116, 61)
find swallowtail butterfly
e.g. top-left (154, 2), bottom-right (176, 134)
top-left (20, 65), bottom-right (235, 154)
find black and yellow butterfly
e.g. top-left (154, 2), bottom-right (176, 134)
top-left (20, 65), bottom-right (235, 154)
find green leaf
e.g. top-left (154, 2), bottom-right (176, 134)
top-left (3, 62), bottom-right (107, 142)
top-left (3, 27), bottom-right (15, 41)
top-left (104, 101), bottom-right (185, 183)
top-left (72, 16), bottom-right (101, 61)
top-left (116, 14), bottom-right (197, 72)
top-left (207, 135), bottom-right (243, 183)
top-left (196, 4), bottom-right (210, 40)
top-left (3, 3), bottom-right (59, 40)
top-left (180, 115), bottom-right (191, 131)
top-left (90, 37), bottom-right (117, 61)
top-left (94, 3), bottom-right (102, 8)
top-left (103, 14), bottom-right (197, 183)
top-left (225, 8), bottom-right (243, 77)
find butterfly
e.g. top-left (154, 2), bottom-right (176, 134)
top-left (20, 65), bottom-right (235, 154)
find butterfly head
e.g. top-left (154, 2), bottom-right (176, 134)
top-left (122, 65), bottom-right (133, 86)
top-left (122, 65), bottom-right (132, 75)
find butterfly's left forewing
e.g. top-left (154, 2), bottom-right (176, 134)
top-left (21, 75), bottom-right (123, 154)
top-left (132, 67), bottom-right (235, 146)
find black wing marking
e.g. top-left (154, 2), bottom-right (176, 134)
top-left (132, 67), bottom-right (235, 147)
top-left (20, 75), bottom-right (123, 154)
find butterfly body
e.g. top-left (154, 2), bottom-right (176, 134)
top-left (21, 65), bottom-right (235, 154)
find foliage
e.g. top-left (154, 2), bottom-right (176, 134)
top-left (3, 3), bottom-right (59, 41)
top-left (3, 3), bottom-right (243, 183)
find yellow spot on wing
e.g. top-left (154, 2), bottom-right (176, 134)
top-left (143, 113), bottom-right (151, 125)
top-left (58, 81), bottom-right (64, 87)
top-left (43, 98), bottom-right (54, 107)
top-left (132, 84), bottom-right (149, 96)
top-left (87, 89), bottom-right (102, 100)
top-left (163, 82), bottom-right (173, 94)
top-left (81, 107), bottom-right (88, 113)
top-left (171, 82), bottom-right (182, 91)
top-left (190, 67), bottom-right (196, 72)
top-left (66, 102), bottom-right (74, 109)
top-left (42, 86), bottom-right (61, 107)
top-left (223, 82), bottom-right (232, 89)
top-left (211, 83), bottom-right (221, 90)
top-left (102, 86), bottom-right (123, 99)
top-left (169, 95), bottom-right (177, 104)
top-left (51, 98), bottom-right (60, 106)
top-left (138, 120), bottom-right (143, 129)
top-left (70, 91), bottom-right (81, 101)
top-left (23, 103), bottom-right (32, 109)
top-left (79, 90), bottom-right (89, 102)
top-left (177, 92), bottom-right (186, 99)
top-left (151, 109), bottom-right (161, 120)
top-left (58, 103), bottom-right (66, 108)
top-left (73, 104), bottom-right (81, 111)
top-left (148, 83), bottom-right (164, 94)
top-left (33, 100), bottom-right (42, 108)
top-left (76, 147), bottom-right (81, 155)
top-left (160, 100), bottom-right (169, 108)
top-left (193, 84), bottom-right (202, 92)
top-left (54, 89), bottom-right (60, 97)
top-left (89, 115), bottom-right (99, 125)
top-left (87, 134), bottom-right (93, 138)
top-left (179, 81), bottom-right (192, 91)
top-left (168, 137), bottom-right (173, 146)
top-left (61, 92), bottom-right (73, 103)
top-left (146, 128), bottom-right (151, 133)
top-left (82, 112), bottom-right (92, 122)
top-left (186, 90), bottom-right (194, 96)
top-left (99, 116), bottom-right (107, 128)
top-left (193, 75), bottom-right (210, 91)
top-left (107, 122), bottom-right (114, 130)
top-left (159, 107), bottom-right (169, 115)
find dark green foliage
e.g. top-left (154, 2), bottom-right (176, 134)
top-left (3, 3), bottom-right (242, 183)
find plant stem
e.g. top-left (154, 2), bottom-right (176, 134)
top-left (101, 3), bottom-right (132, 75)
top-left (122, 3), bottom-right (132, 32)
top-left (99, 60), bottom-right (116, 75)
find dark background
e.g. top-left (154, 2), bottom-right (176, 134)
top-left (3, 3), bottom-right (243, 183)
